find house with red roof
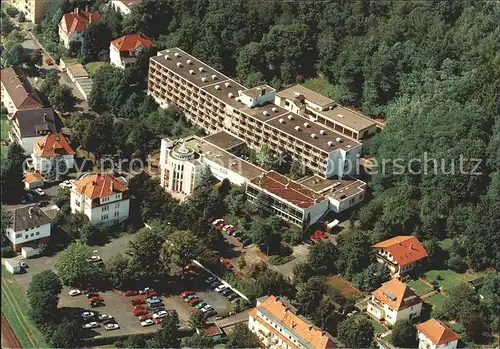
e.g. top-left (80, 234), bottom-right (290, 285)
top-left (70, 173), bottom-right (129, 225)
top-left (367, 279), bottom-right (423, 326)
top-left (58, 8), bottom-right (100, 48)
top-left (417, 319), bottom-right (460, 349)
top-left (109, 33), bottom-right (153, 69)
top-left (31, 133), bottom-right (75, 173)
top-left (372, 235), bottom-right (428, 277)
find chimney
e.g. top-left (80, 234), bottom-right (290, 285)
top-left (292, 321), bottom-right (297, 329)
top-left (308, 325), bottom-right (313, 331)
top-left (260, 87), bottom-right (266, 96)
top-left (274, 296), bottom-right (280, 303)
top-left (43, 113), bottom-right (47, 122)
top-left (85, 5), bottom-right (89, 12)
top-left (410, 243), bottom-right (414, 250)
top-left (321, 331), bottom-right (326, 337)
top-left (75, 7), bottom-right (79, 14)
top-left (89, 14), bottom-right (93, 23)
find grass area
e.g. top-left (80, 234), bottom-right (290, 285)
top-left (302, 77), bottom-right (330, 94)
top-left (439, 238), bottom-right (454, 251)
top-left (85, 61), bottom-right (109, 77)
top-left (1, 116), bottom-right (10, 139)
top-left (1, 145), bottom-right (8, 160)
top-left (423, 269), bottom-right (485, 291)
top-left (1, 267), bottom-right (49, 348)
top-left (370, 317), bottom-right (388, 334)
top-left (327, 275), bottom-right (365, 301)
top-left (407, 279), bottom-right (433, 296)
top-left (426, 293), bottom-right (447, 314)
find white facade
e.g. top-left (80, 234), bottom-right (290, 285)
top-left (6, 221), bottom-right (51, 248)
top-left (59, 25), bottom-right (83, 48)
top-left (1, 83), bottom-right (17, 114)
top-left (374, 249), bottom-right (419, 278)
top-left (109, 44), bottom-right (139, 69)
top-left (71, 189), bottom-right (130, 225)
top-left (110, 0), bottom-right (134, 15)
top-left (367, 296), bottom-right (422, 326)
top-left (418, 332), bottom-right (458, 349)
top-left (31, 154), bottom-right (75, 173)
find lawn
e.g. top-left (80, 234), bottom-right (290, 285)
top-left (85, 61), bottom-right (109, 77)
top-left (1, 145), bottom-right (7, 160)
top-left (1, 116), bottom-right (10, 139)
top-left (439, 238), bottom-right (454, 251)
top-left (425, 293), bottom-right (447, 315)
top-left (407, 279), bottom-right (433, 296)
top-left (370, 317), bottom-right (387, 334)
top-left (301, 77), bottom-right (330, 94)
top-left (1, 267), bottom-right (49, 348)
top-left (423, 269), bottom-right (485, 291)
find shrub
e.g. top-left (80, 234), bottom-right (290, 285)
top-left (436, 274), bottom-right (443, 281)
top-left (1, 246), bottom-right (16, 258)
top-left (5, 7), bottom-right (19, 17)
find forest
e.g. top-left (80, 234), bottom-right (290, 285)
top-left (36, 0), bottom-right (499, 270)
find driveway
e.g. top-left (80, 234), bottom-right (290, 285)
top-left (269, 244), bottom-right (310, 280)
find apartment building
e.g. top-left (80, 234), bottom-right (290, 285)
top-left (9, 0), bottom-right (49, 23)
top-left (70, 173), bottom-right (130, 225)
top-left (417, 319), bottom-right (459, 349)
top-left (372, 236), bottom-right (428, 278)
top-left (248, 295), bottom-right (343, 349)
top-left (109, 0), bottom-right (141, 15)
top-left (110, 33), bottom-right (153, 69)
top-left (367, 279), bottom-right (423, 326)
top-left (1, 67), bottom-right (43, 115)
top-left (148, 48), bottom-right (362, 180)
top-left (6, 205), bottom-right (52, 251)
top-left (59, 9), bottom-right (100, 48)
top-left (275, 85), bottom-right (377, 141)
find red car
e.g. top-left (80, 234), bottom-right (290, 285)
top-left (133, 305), bottom-right (147, 311)
top-left (188, 298), bottom-right (202, 305)
top-left (227, 227), bottom-right (237, 234)
top-left (156, 318), bottom-right (163, 325)
top-left (146, 291), bottom-right (158, 298)
top-left (181, 291), bottom-right (195, 298)
top-left (221, 258), bottom-right (234, 269)
top-left (134, 309), bottom-right (148, 316)
top-left (139, 314), bottom-right (153, 321)
top-left (89, 296), bottom-right (104, 302)
top-left (132, 298), bottom-right (145, 305)
top-left (215, 222), bottom-right (227, 229)
top-left (125, 290), bottom-right (139, 297)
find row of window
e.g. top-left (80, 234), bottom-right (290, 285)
top-left (16, 231), bottom-right (41, 239)
top-left (102, 202), bottom-right (120, 212)
top-left (101, 211), bottom-right (120, 221)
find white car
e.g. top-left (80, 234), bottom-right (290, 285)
top-left (212, 218), bottom-right (223, 225)
top-left (152, 310), bottom-right (168, 319)
top-left (140, 319), bottom-right (154, 327)
top-left (104, 323), bottom-right (120, 331)
top-left (34, 188), bottom-right (45, 196)
top-left (59, 181), bottom-right (72, 189)
top-left (201, 305), bottom-right (213, 313)
top-left (139, 287), bottom-right (152, 294)
top-left (18, 260), bottom-right (28, 268)
top-left (222, 224), bottom-right (234, 232)
top-left (98, 314), bottom-right (113, 321)
top-left (87, 255), bottom-right (102, 263)
top-left (69, 289), bottom-right (81, 296)
top-left (81, 311), bottom-right (95, 319)
top-left (82, 321), bottom-right (99, 329)
top-left (215, 284), bottom-right (226, 292)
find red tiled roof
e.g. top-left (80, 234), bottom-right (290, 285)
top-left (372, 279), bottom-right (422, 311)
top-left (73, 173), bottom-right (128, 199)
top-left (24, 172), bottom-right (43, 184)
top-left (417, 319), bottom-right (460, 345)
top-left (372, 235), bottom-right (428, 266)
top-left (62, 11), bottom-right (100, 35)
top-left (111, 33), bottom-right (152, 54)
top-left (250, 171), bottom-right (324, 209)
top-left (34, 133), bottom-right (75, 157)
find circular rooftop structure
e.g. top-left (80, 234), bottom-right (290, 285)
top-left (170, 142), bottom-right (196, 160)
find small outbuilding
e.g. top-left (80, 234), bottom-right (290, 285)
top-left (24, 172), bottom-right (44, 190)
top-left (4, 259), bottom-right (21, 274)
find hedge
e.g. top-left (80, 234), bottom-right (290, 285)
top-left (83, 328), bottom-right (195, 346)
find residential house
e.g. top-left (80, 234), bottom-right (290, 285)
top-left (1, 67), bottom-right (43, 115)
top-left (367, 279), bottom-right (423, 326)
top-left (70, 173), bottom-right (130, 225)
top-left (31, 133), bottom-right (75, 173)
top-left (110, 33), bottom-right (153, 69)
top-left (248, 295), bottom-right (343, 348)
top-left (9, 0), bottom-right (50, 23)
top-left (9, 108), bottom-right (58, 154)
top-left (416, 319), bottom-right (459, 349)
top-left (24, 171), bottom-right (44, 190)
top-left (59, 9), bottom-right (100, 48)
top-left (110, 0), bottom-right (142, 15)
top-left (5, 205), bottom-right (52, 251)
top-left (372, 235), bottom-right (428, 277)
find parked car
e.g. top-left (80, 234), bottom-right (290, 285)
top-left (104, 323), bottom-right (120, 331)
top-left (212, 218), bottom-right (224, 225)
top-left (227, 227), bottom-right (237, 234)
top-left (132, 298), bottom-right (145, 305)
top-left (133, 305), bottom-right (147, 311)
top-left (59, 181), bottom-right (72, 189)
top-left (221, 259), bottom-right (234, 269)
top-left (140, 319), bottom-right (154, 327)
top-left (195, 301), bottom-right (207, 309)
top-left (222, 224), bottom-right (234, 232)
top-left (87, 255), bottom-right (102, 263)
top-left (152, 310), bottom-right (168, 319)
top-left (81, 311), bottom-right (95, 319)
top-left (90, 301), bottom-right (105, 308)
top-left (205, 276), bottom-right (216, 284)
top-left (232, 230), bottom-right (243, 237)
top-left (82, 321), bottom-right (99, 329)
top-left (205, 309), bottom-right (217, 317)
top-left (215, 284), bottom-right (227, 293)
top-left (69, 289), bottom-right (81, 296)
top-left (89, 296), bottom-right (104, 302)
top-left (139, 314), bottom-right (153, 321)
top-left (201, 305), bottom-right (214, 313)
top-left (210, 281), bottom-right (221, 288)
top-left (188, 298), bottom-right (202, 305)
top-left (17, 260), bottom-right (28, 268)
top-left (125, 290), bottom-right (139, 297)
top-left (87, 292), bottom-right (99, 298)
top-left (241, 238), bottom-right (252, 246)
top-left (184, 294), bottom-right (198, 302)
top-left (139, 287), bottom-right (152, 294)
top-left (221, 289), bottom-right (232, 296)
top-left (227, 293), bottom-right (239, 301)
top-left (34, 188), bottom-right (45, 196)
top-left (146, 290), bottom-right (158, 298)
top-left (134, 309), bottom-right (148, 316)
top-left (97, 314), bottom-right (113, 321)
top-left (181, 291), bottom-right (195, 298)
top-left (36, 201), bottom-right (50, 207)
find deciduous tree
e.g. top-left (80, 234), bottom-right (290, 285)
top-left (391, 321), bottom-right (418, 348)
top-left (54, 240), bottom-right (96, 287)
top-left (337, 315), bottom-right (374, 348)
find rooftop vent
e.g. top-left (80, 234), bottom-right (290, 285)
top-left (189, 69), bottom-right (195, 75)
top-left (294, 92), bottom-right (301, 97)
top-left (336, 137), bottom-right (343, 143)
top-left (199, 67), bottom-right (205, 72)
top-left (288, 114), bottom-right (294, 120)
top-left (337, 113), bottom-right (344, 118)
top-left (279, 118), bottom-right (285, 124)
top-left (304, 122), bottom-right (310, 128)
top-left (211, 74), bottom-right (217, 80)
top-left (327, 141), bottom-right (334, 147)
top-left (174, 52), bottom-right (180, 57)
top-left (165, 54), bottom-right (171, 60)
top-left (295, 126), bottom-right (301, 131)
top-left (201, 77), bottom-right (207, 82)
top-left (320, 129), bottom-right (326, 135)
top-left (235, 97), bottom-right (240, 102)
top-left (186, 59), bottom-right (193, 65)
top-left (311, 133), bottom-right (317, 139)
top-left (215, 85), bottom-right (221, 90)
top-left (231, 161), bottom-right (236, 166)
top-left (165, 49), bottom-right (170, 53)
top-left (272, 107), bottom-right (278, 112)
top-left (225, 82), bottom-right (231, 88)
top-left (263, 111), bottom-right (269, 116)
top-left (228, 93), bottom-right (234, 98)
top-left (176, 62), bottom-right (182, 67)
top-left (347, 145), bottom-right (351, 149)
